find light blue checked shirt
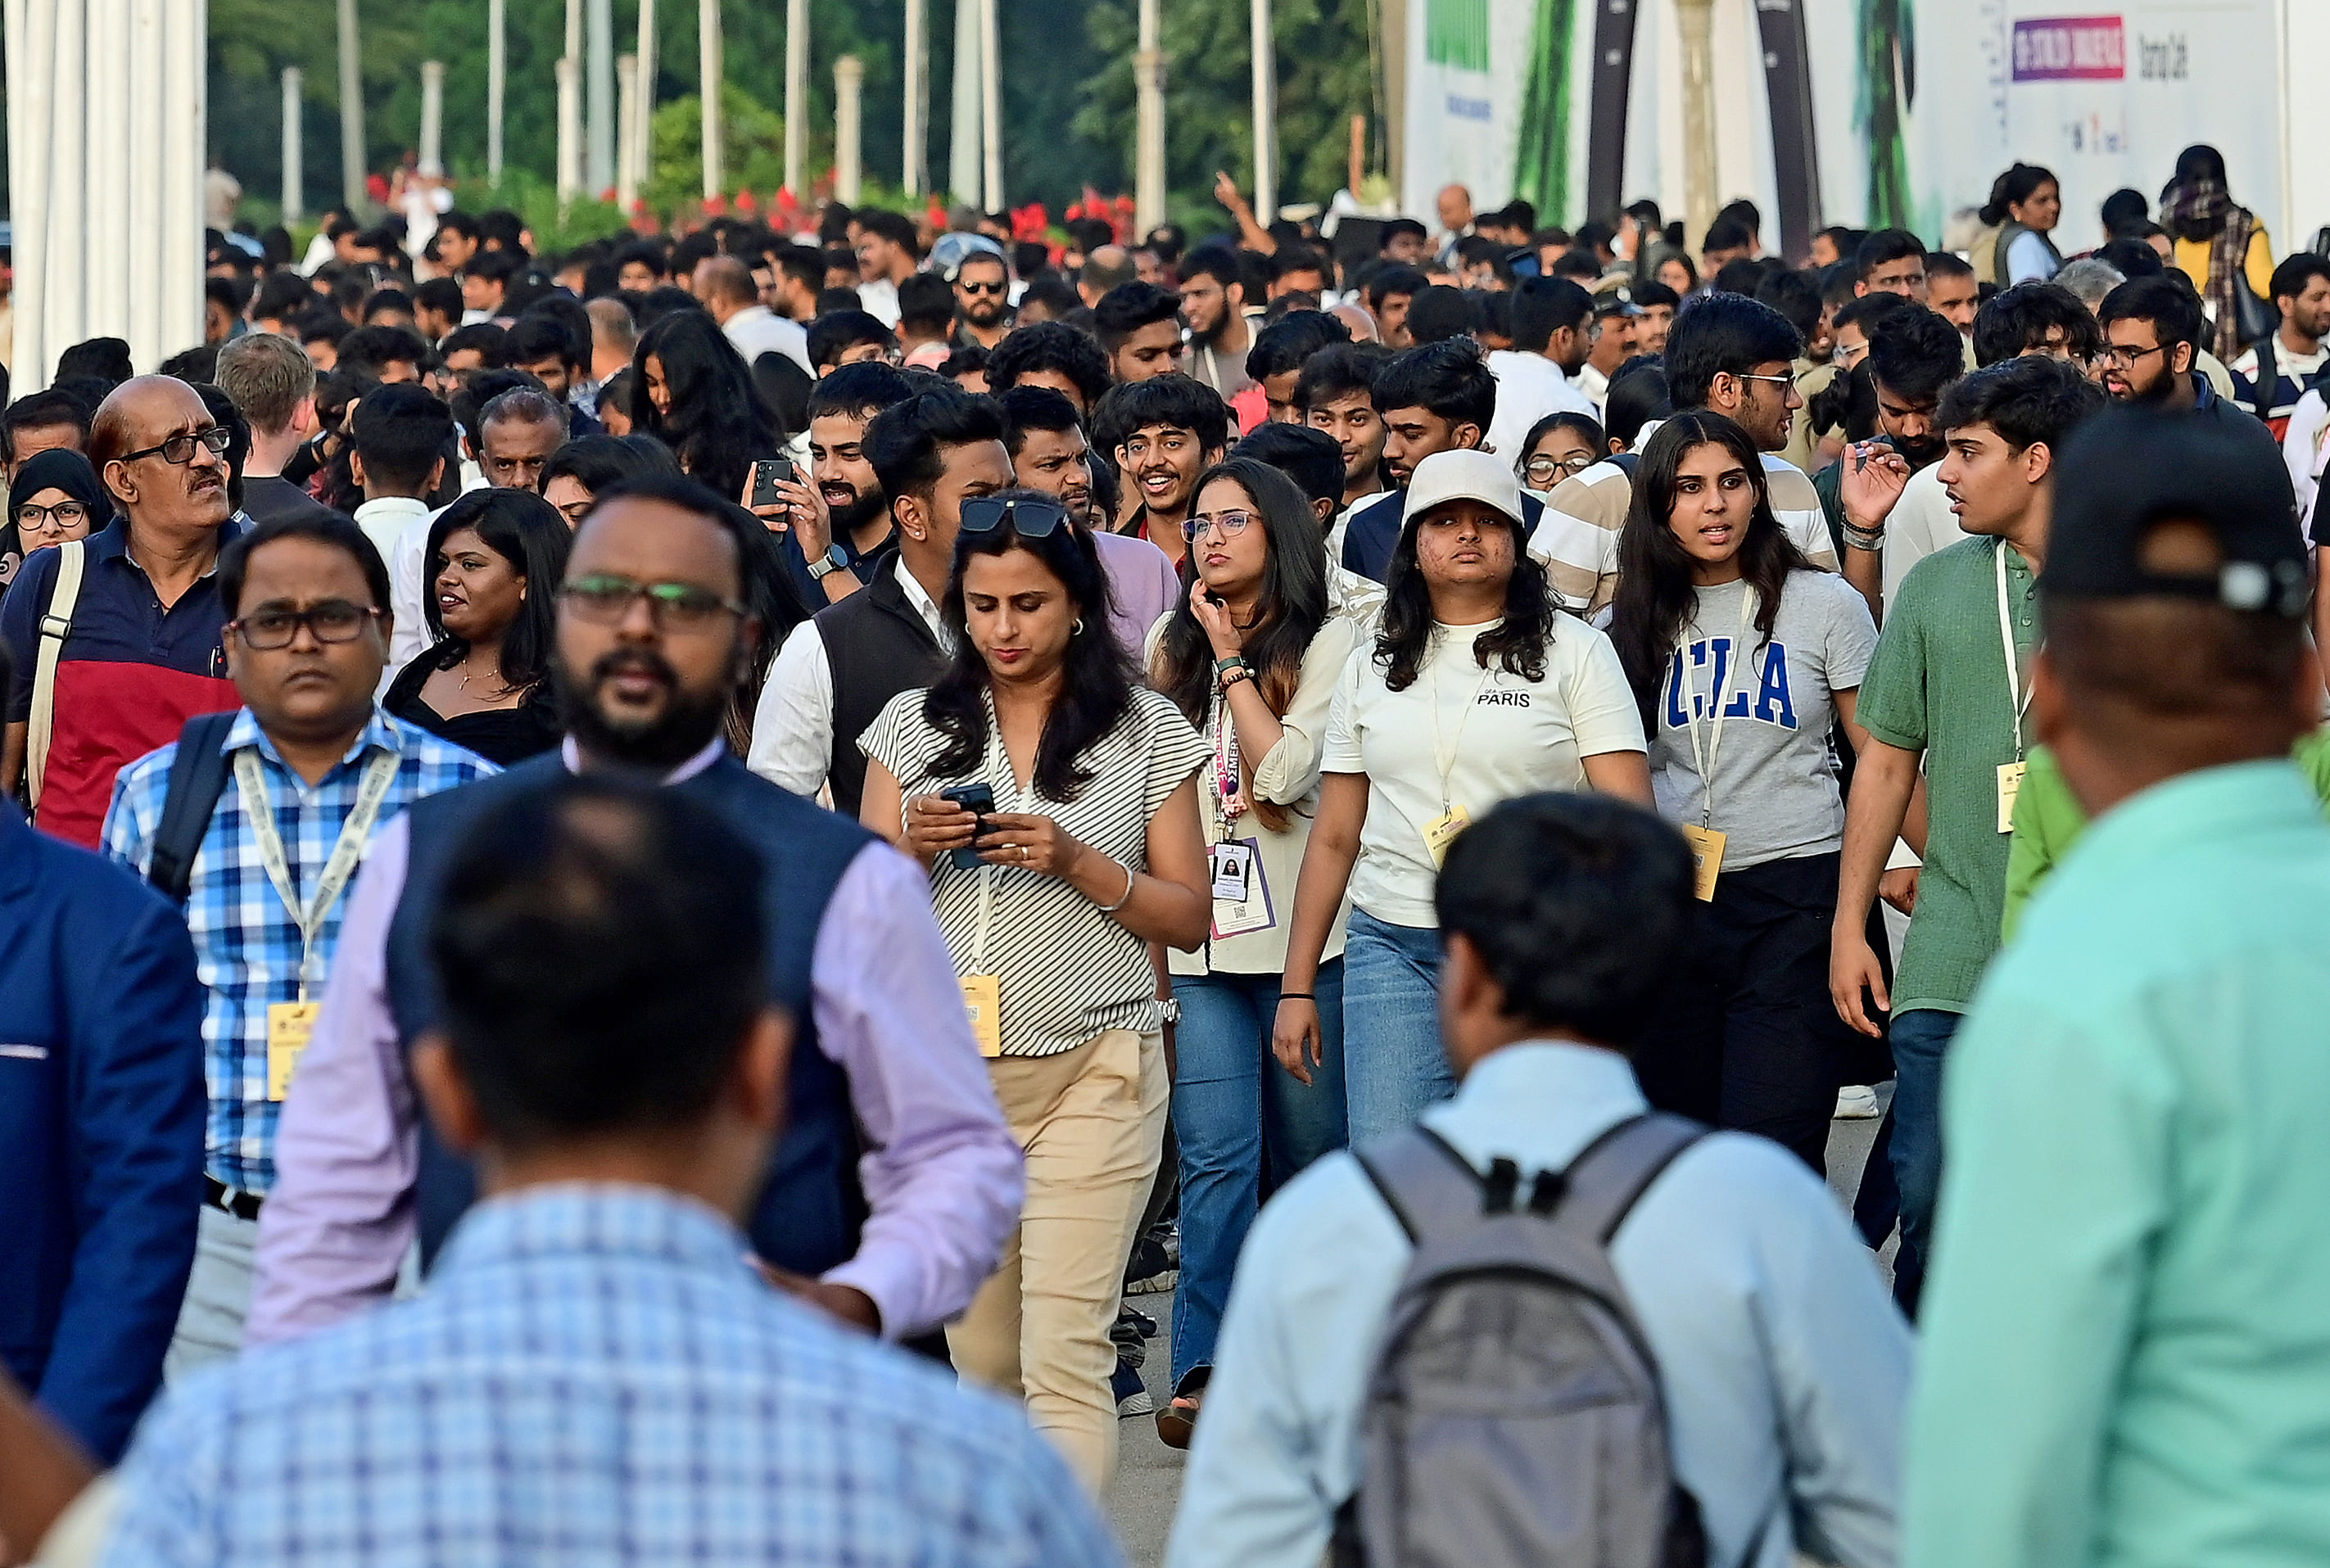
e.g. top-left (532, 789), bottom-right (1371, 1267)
top-left (101, 1183), bottom-right (1120, 1568)
top-left (101, 707), bottom-right (496, 1193)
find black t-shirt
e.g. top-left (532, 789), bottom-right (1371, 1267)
top-left (240, 475), bottom-right (343, 530)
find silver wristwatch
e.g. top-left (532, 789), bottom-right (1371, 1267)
top-left (807, 542), bottom-right (849, 581)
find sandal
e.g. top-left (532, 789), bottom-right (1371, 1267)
top-left (1155, 1370), bottom-right (1207, 1448)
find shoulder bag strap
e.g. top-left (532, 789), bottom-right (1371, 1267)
top-left (26, 540), bottom-right (87, 811)
top-left (147, 711), bottom-right (242, 904)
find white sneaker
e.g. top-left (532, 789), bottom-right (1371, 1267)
top-left (1835, 1084), bottom-right (1881, 1120)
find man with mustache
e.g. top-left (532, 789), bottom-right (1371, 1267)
top-left (755, 361), bottom-right (916, 609)
top-left (1821, 304), bottom-right (1966, 617)
top-left (2, 377), bottom-right (243, 846)
top-left (251, 473), bottom-right (1024, 1353)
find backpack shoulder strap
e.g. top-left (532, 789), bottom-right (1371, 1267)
top-left (1352, 1125), bottom-right (1489, 1242)
top-left (147, 711), bottom-right (241, 904)
top-left (25, 539), bottom-right (87, 810)
top-left (1550, 1112), bottom-right (1706, 1244)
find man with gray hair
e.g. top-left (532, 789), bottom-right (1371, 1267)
top-left (215, 333), bottom-right (337, 527)
top-left (2054, 258), bottom-right (2124, 312)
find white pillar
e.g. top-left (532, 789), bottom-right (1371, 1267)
top-left (948, 0), bottom-right (980, 205)
top-left (784, 0), bottom-right (808, 198)
top-left (556, 56), bottom-right (582, 205)
top-left (902, 0), bottom-right (925, 198)
top-left (282, 66), bottom-right (305, 225)
top-left (337, 0), bottom-right (364, 210)
top-left (1676, 0), bottom-right (1717, 255)
top-left (586, 0), bottom-right (614, 193)
top-left (979, 0), bottom-right (1002, 212)
top-left (633, 0), bottom-right (658, 195)
top-left (699, 0), bottom-right (723, 198)
top-left (1135, 0), bottom-right (1165, 235)
top-left (616, 53), bottom-right (640, 209)
top-left (1249, 0), bottom-right (1275, 225)
top-left (418, 61), bottom-right (445, 177)
top-left (487, 0), bottom-right (506, 185)
top-left (835, 56), bottom-right (863, 205)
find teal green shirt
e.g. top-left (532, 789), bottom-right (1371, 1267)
top-left (1853, 535), bottom-right (2039, 1013)
top-left (1907, 761), bottom-right (2330, 1568)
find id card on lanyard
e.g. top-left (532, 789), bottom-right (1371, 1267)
top-left (1996, 545), bottom-right (2034, 834)
top-left (1678, 589), bottom-right (1753, 900)
top-left (1206, 689), bottom-right (1276, 938)
top-left (238, 746), bottom-right (400, 1099)
top-left (1424, 646), bottom-right (1496, 865)
top-left (959, 717), bottom-right (1015, 1056)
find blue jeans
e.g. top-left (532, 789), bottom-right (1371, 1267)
top-left (1169, 961), bottom-right (1347, 1388)
top-left (1886, 1005), bottom-right (1961, 1317)
top-left (1341, 908), bottom-right (1452, 1145)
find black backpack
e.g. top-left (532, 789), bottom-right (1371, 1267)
top-left (146, 711), bottom-right (240, 904)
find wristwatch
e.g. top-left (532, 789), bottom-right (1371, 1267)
top-left (806, 542), bottom-right (850, 581)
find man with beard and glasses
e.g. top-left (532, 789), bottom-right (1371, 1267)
top-left (1179, 249), bottom-right (1256, 402)
top-left (993, 385), bottom-right (1179, 660)
top-left (2, 377), bottom-right (244, 846)
top-left (250, 472), bottom-right (1023, 1355)
top-left (952, 250), bottom-right (1015, 351)
top-left (747, 387), bottom-right (1011, 813)
top-left (745, 361), bottom-right (915, 610)
top-left (2097, 278), bottom-right (2288, 503)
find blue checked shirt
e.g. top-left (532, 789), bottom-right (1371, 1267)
top-left (102, 1184), bottom-right (1120, 1568)
top-left (101, 708), bottom-right (497, 1193)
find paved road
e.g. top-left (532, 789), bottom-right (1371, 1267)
top-left (1103, 1101), bottom-right (1893, 1566)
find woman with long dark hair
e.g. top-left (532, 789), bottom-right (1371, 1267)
top-left (859, 491), bottom-right (1210, 1494)
top-left (2160, 143), bottom-right (2275, 363)
top-left (1979, 162), bottom-right (2064, 285)
top-left (384, 488), bottom-right (569, 764)
top-left (1274, 450), bottom-right (1649, 1143)
top-left (1144, 458), bottom-right (1354, 1448)
top-left (1607, 413), bottom-right (1878, 1171)
top-left (629, 310), bottom-right (785, 501)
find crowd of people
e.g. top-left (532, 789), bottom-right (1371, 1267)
top-left (2, 134), bottom-right (2328, 1568)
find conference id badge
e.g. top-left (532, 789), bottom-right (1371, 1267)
top-left (1421, 804), bottom-right (1472, 867)
top-left (1210, 841), bottom-right (1254, 901)
top-left (960, 974), bottom-right (1003, 1058)
top-left (1997, 760), bottom-right (2028, 834)
top-left (266, 1001), bottom-right (321, 1100)
top-left (1678, 823), bottom-right (1727, 902)
top-left (1210, 838), bottom-right (1276, 940)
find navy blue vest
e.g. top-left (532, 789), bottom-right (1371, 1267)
top-left (386, 752), bottom-right (875, 1273)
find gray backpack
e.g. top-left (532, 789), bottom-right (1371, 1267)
top-left (1336, 1114), bottom-right (1711, 1568)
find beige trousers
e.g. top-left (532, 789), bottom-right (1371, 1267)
top-left (947, 1028), bottom-right (1169, 1493)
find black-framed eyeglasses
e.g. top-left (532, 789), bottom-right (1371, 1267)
top-left (116, 425), bottom-right (233, 468)
top-left (230, 600), bottom-right (381, 650)
top-left (1182, 508), bottom-right (1258, 543)
top-left (1735, 370), bottom-right (1798, 394)
top-left (14, 499), bottom-right (92, 533)
top-left (560, 573), bottom-right (749, 630)
top-left (2102, 341), bottom-right (2169, 368)
top-left (961, 495), bottom-right (1070, 539)
top-left (957, 279), bottom-right (1007, 296)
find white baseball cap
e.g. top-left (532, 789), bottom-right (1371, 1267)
top-left (1401, 448), bottom-right (1526, 530)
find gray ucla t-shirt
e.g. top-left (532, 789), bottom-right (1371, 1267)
top-left (1647, 570), bottom-right (1878, 870)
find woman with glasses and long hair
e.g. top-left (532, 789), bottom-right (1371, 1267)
top-left (384, 489), bottom-right (570, 764)
top-left (629, 310), bottom-right (785, 503)
top-left (1275, 450), bottom-right (1650, 1143)
top-left (3, 450), bottom-right (108, 592)
top-left (1606, 413), bottom-right (1877, 1170)
top-left (1143, 457), bottom-right (1357, 1448)
top-left (859, 491), bottom-right (1210, 1494)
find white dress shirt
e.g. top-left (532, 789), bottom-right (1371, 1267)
top-left (747, 558), bottom-right (947, 800)
top-left (1484, 349), bottom-right (1598, 461)
top-left (722, 304), bottom-right (813, 375)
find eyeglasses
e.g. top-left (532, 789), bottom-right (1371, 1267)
top-left (14, 499), bottom-right (91, 534)
top-left (1734, 371), bottom-right (1798, 394)
top-left (115, 425), bottom-right (233, 467)
top-left (961, 495), bottom-right (1070, 539)
top-left (230, 600), bottom-right (381, 650)
top-left (1182, 508), bottom-right (1258, 543)
top-left (1833, 341), bottom-right (1867, 367)
top-left (1522, 454), bottom-right (1595, 486)
top-left (2102, 342), bottom-right (2169, 368)
top-left (958, 279), bottom-right (1007, 296)
top-left (560, 574), bottom-right (749, 630)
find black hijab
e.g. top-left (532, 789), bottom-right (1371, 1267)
top-left (2, 448), bottom-right (111, 596)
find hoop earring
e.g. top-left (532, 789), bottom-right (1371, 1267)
top-left (1071, 617), bottom-right (1085, 635)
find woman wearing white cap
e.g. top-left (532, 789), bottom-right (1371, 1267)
top-left (1273, 449), bottom-right (1651, 1141)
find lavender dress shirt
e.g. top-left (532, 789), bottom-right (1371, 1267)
top-left (248, 739), bottom-right (1025, 1345)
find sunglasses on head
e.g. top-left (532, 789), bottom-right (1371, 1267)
top-left (960, 496), bottom-right (1070, 539)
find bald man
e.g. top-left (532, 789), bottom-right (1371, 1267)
top-left (1, 377), bottom-right (243, 845)
top-left (1436, 184), bottom-right (1476, 264)
top-left (695, 254), bottom-right (812, 376)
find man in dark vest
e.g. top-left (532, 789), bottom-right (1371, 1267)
top-left (746, 387), bottom-right (1013, 817)
top-left (247, 473), bottom-right (1023, 1349)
